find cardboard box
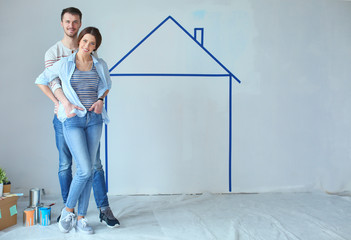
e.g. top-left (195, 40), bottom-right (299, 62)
top-left (0, 195), bottom-right (18, 230)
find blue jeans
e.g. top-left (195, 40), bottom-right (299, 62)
top-left (62, 112), bottom-right (103, 216)
top-left (53, 115), bottom-right (72, 204)
top-left (53, 115), bottom-right (109, 208)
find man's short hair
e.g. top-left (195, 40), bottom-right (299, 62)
top-left (61, 7), bottom-right (82, 21)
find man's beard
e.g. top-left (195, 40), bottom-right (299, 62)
top-left (65, 29), bottom-right (78, 38)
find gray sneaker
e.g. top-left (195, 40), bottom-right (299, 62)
top-left (100, 207), bottom-right (120, 228)
top-left (58, 208), bottom-right (76, 233)
top-left (77, 218), bottom-right (94, 234)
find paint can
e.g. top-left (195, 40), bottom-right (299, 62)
top-left (29, 188), bottom-right (40, 207)
top-left (34, 203), bottom-right (44, 224)
top-left (23, 207), bottom-right (36, 226)
top-left (39, 206), bottom-right (51, 226)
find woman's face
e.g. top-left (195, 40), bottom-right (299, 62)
top-left (79, 33), bottom-right (96, 55)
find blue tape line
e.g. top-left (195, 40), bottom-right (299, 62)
top-left (109, 16), bottom-right (171, 73)
top-left (105, 95), bottom-right (108, 192)
top-left (229, 76), bottom-right (232, 192)
top-left (168, 17), bottom-right (240, 83)
top-left (194, 28), bottom-right (204, 46)
top-left (110, 73), bottom-right (230, 77)
top-left (109, 16), bottom-right (241, 84)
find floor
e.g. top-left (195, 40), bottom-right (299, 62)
top-left (0, 191), bottom-right (350, 240)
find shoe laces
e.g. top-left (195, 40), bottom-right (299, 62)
top-left (79, 218), bottom-right (88, 228)
top-left (62, 212), bottom-right (75, 222)
top-left (60, 212), bottom-right (76, 229)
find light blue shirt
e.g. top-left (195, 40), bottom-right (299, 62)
top-left (36, 52), bottom-right (111, 123)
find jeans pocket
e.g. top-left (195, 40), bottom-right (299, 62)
top-left (92, 111), bottom-right (102, 115)
top-left (91, 111), bottom-right (102, 117)
top-left (92, 112), bottom-right (103, 124)
top-left (67, 115), bottom-right (78, 119)
top-left (64, 115), bottom-right (80, 128)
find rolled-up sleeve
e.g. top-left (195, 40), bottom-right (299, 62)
top-left (35, 61), bottom-right (61, 85)
top-left (97, 59), bottom-right (112, 98)
top-left (49, 78), bottom-right (62, 93)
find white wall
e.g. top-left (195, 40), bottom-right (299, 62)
top-left (0, 0), bottom-right (350, 195)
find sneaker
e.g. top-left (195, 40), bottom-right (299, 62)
top-left (100, 207), bottom-right (120, 228)
top-left (77, 218), bottom-right (94, 234)
top-left (58, 208), bottom-right (76, 233)
top-left (57, 208), bottom-right (74, 222)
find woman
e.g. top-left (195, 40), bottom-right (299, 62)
top-left (36, 27), bottom-right (111, 234)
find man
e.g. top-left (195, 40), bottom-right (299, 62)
top-left (38, 7), bottom-right (120, 228)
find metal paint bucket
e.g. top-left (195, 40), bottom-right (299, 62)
top-left (29, 188), bottom-right (40, 207)
top-left (39, 206), bottom-right (51, 226)
top-left (34, 203), bottom-right (44, 224)
top-left (23, 207), bottom-right (36, 226)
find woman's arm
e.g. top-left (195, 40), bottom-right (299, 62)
top-left (37, 84), bottom-right (60, 113)
top-left (37, 84), bottom-right (58, 105)
top-left (90, 58), bottom-right (112, 114)
top-left (35, 62), bottom-right (62, 112)
top-left (88, 90), bottom-right (109, 114)
top-left (36, 60), bottom-right (84, 117)
top-left (54, 88), bottom-right (84, 118)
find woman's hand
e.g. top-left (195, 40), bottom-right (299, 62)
top-left (89, 100), bottom-right (103, 114)
top-left (63, 102), bottom-right (84, 118)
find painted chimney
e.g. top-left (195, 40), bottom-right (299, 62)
top-left (194, 28), bottom-right (204, 46)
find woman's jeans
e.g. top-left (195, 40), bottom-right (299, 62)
top-left (53, 115), bottom-right (109, 209)
top-left (62, 112), bottom-right (103, 216)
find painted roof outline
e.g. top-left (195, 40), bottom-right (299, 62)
top-left (109, 16), bottom-right (241, 83)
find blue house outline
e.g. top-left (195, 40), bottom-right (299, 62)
top-left (105, 16), bottom-right (241, 193)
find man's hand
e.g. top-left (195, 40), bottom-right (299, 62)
top-left (89, 100), bottom-right (103, 114)
top-left (54, 101), bottom-right (59, 115)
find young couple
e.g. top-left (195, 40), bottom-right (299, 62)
top-left (35, 7), bottom-right (119, 234)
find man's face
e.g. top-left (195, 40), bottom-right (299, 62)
top-left (61, 13), bottom-right (81, 38)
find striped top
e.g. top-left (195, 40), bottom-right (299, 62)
top-left (71, 65), bottom-right (100, 109)
top-left (44, 41), bottom-right (99, 94)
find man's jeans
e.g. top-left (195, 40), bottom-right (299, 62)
top-left (53, 114), bottom-right (109, 211)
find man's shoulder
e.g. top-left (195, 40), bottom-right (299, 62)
top-left (45, 41), bottom-right (62, 54)
top-left (45, 41), bottom-right (70, 67)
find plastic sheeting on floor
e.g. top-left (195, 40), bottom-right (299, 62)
top-left (0, 192), bottom-right (350, 240)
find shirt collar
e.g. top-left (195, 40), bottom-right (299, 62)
top-left (67, 51), bottom-right (99, 64)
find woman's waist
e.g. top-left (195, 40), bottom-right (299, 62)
top-left (56, 103), bottom-right (109, 123)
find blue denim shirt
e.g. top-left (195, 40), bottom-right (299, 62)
top-left (36, 52), bottom-right (111, 123)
